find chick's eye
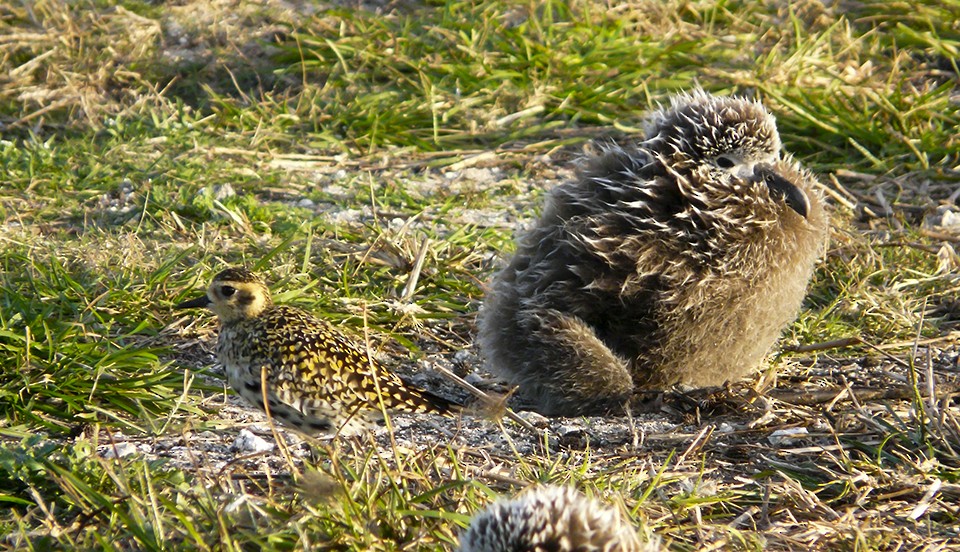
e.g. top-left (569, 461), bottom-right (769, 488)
top-left (716, 156), bottom-right (736, 169)
top-left (221, 285), bottom-right (237, 297)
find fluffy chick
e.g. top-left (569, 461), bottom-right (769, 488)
top-left (459, 485), bottom-right (659, 552)
top-left (477, 89), bottom-right (828, 415)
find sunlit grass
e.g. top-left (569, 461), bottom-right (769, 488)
top-left (1, 0), bottom-right (958, 548)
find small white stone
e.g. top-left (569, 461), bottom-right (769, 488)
top-left (464, 371), bottom-right (485, 385)
top-left (231, 429), bottom-right (275, 453)
top-left (941, 210), bottom-right (960, 228)
top-left (558, 424), bottom-right (584, 436)
top-left (517, 411), bottom-right (549, 428)
top-left (101, 442), bottom-right (138, 459)
top-left (211, 183), bottom-right (236, 201)
top-left (767, 427), bottom-right (809, 445)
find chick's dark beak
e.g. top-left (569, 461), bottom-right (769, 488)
top-left (175, 295), bottom-right (212, 309)
top-left (754, 165), bottom-right (810, 218)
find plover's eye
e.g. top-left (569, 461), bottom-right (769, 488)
top-left (716, 155), bottom-right (736, 169)
top-left (221, 285), bottom-right (237, 297)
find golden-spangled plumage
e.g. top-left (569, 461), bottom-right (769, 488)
top-left (458, 485), bottom-right (660, 552)
top-left (477, 89), bottom-right (829, 415)
top-left (176, 267), bottom-right (457, 436)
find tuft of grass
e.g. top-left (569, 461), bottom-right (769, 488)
top-left (0, 241), bottom-right (205, 434)
top-left (268, 1), bottom-right (707, 152)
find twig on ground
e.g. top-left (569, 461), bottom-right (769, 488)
top-left (769, 383), bottom-right (960, 406)
top-left (430, 363), bottom-right (540, 435)
top-left (783, 337), bottom-right (862, 353)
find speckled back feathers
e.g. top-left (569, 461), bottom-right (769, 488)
top-left (178, 268), bottom-right (457, 436)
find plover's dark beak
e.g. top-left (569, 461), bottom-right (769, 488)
top-left (175, 295), bottom-right (212, 309)
top-left (754, 165), bottom-right (810, 218)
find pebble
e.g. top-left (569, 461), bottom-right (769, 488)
top-left (101, 441), bottom-right (139, 459)
top-left (517, 411), bottom-right (549, 428)
top-left (231, 429), bottom-right (275, 453)
top-left (767, 427), bottom-right (809, 446)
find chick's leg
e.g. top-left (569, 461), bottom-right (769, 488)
top-left (513, 308), bottom-right (634, 416)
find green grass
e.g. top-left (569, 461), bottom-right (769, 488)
top-left (1, 0), bottom-right (959, 549)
